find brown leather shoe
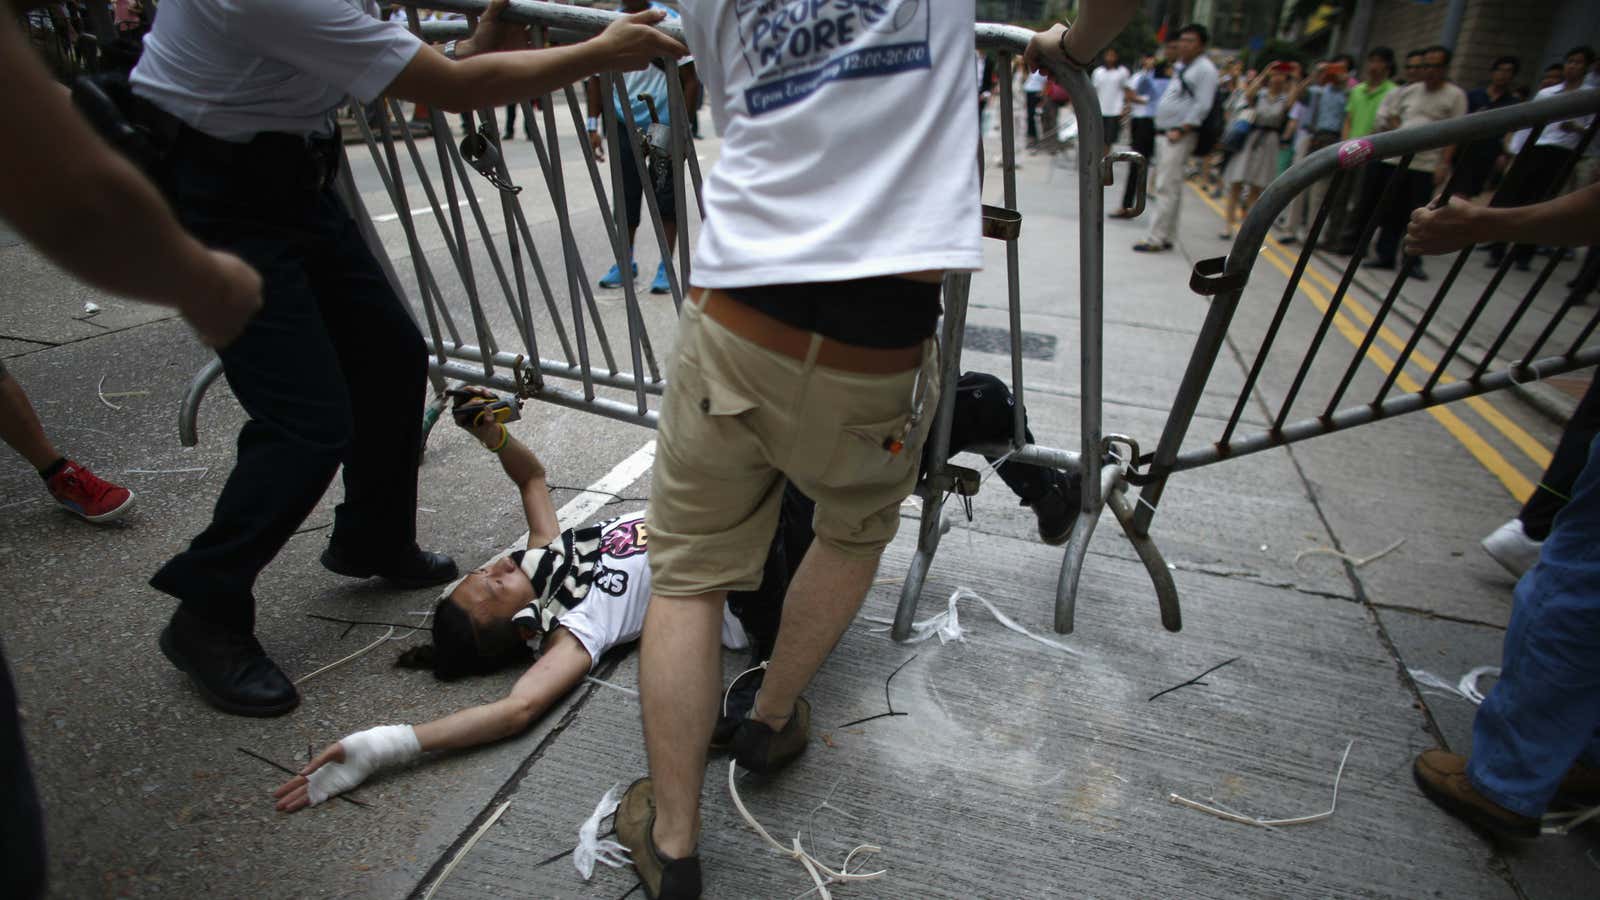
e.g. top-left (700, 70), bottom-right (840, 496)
top-left (1558, 762), bottom-right (1600, 804)
top-left (1413, 749), bottom-right (1539, 839)
top-left (614, 777), bottom-right (702, 899)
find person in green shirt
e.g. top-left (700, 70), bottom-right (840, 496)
top-left (1332, 46), bottom-right (1398, 253)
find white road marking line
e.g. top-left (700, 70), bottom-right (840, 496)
top-left (371, 198), bottom-right (468, 224)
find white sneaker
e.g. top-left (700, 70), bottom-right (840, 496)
top-left (1481, 518), bottom-right (1542, 577)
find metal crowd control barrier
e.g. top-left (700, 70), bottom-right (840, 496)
top-left (1128, 89), bottom-right (1600, 580)
top-left (174, 4), bottom-right (1170, 639)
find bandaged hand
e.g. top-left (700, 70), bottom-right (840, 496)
top-left (272, 725), bottom-right (420, 813)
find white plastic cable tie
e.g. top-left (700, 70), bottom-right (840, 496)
top-left (1408, 668), bottom-right (1468, 701)
top-left (1168, 739), bottom-right (1354, 828)
top-left (1292, 538), bottom-right (1406, 572)
top-left (726, 760), bottom-right (885, 884)
top-left (422, 799), bottom-right (512, 900)
top-left (1506, 360), bottom-right (1544, 386)
top-left (585, 675), bottom-right (639, 698)
top-left (723, 660), bottom-right (768, 718)
top-left (1458, 666), bottom-right (1501, 706)
top-left (573, 783), bottom-right (630, 879)
top-left (867, 588), bottom-right (1079, 657)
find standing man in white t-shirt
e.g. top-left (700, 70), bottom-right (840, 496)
top-left (622, 6), bottom-right (1138, 896)
top-left (127, 0), bottom-right (685, 720)
top-left (1135, 23), bottom-right (1218, 253)
top-left (1092, 46), bottom-right (1131, 146)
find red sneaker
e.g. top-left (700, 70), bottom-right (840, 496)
top-left (46, 460), bottom-right (135, 523)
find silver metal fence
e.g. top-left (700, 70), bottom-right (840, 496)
top-left (1128, 88), bottom-right (1600, 576)
top-left (175, 3), bottom-right (1173, 639)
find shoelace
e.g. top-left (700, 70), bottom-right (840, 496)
top-left (57, 468), bottom-right (112, 502)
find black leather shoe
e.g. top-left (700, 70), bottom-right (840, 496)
top-left (159, 611), bottom-right (299, 717)
top-left (320, 542), bottom-right (459, 588)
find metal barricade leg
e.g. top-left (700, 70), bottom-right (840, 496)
top-left (892, 271), bottom-right (973, 641)
top-left (177, 358), bottom-right (224, 448)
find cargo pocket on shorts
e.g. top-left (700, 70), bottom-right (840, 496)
top-left (817, 410), bottom-right (916, 490)
top-left (658, 357), bottom-right (758, 471)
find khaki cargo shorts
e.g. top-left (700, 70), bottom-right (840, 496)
top-left (646, 298), bottom-right (940, 598)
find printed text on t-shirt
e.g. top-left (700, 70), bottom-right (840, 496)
top-left (736, 0), bottom-right (932, 115)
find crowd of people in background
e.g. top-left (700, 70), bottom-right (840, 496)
top-left (1200, 41), bottom-right (1599, 288)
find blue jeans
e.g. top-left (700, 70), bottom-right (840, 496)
top-left (1468, 435), bottom-right (1600, 818)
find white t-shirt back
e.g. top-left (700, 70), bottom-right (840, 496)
top-left (1093, 64), bottom-right (1131, 117)
top-left (131, 0), bottom-right (423, 142)
top-left (512, 515), bottom-right (748, 671)
top-left (681, 0), bottom-right (982, 287)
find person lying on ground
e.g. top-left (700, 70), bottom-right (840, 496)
top-left (273, 367), bottom-right (1082, 811)
top-left (271, 389), bottom-right (805, 812)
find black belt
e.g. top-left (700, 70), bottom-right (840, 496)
top-left (171, 124), bottom-right (343, 193)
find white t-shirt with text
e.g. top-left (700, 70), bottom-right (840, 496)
top-left (680, 0), bottom-right (982, 287)
top-left (511, 515), bottom-right (748, 670)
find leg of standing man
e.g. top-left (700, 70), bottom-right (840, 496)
top-left (149, 137), bottom-right (453, 717)
top-left (1415, 430), bottom-right (1600, 837)
top-left (1137, 131), bottom-right (1195, 250)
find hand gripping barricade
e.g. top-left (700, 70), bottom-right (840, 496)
top-left (174, 3), bottom-right (1167, 639)
top-left (1127, 88), bottom-right (1600, 602)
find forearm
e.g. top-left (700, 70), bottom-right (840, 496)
top-left (414, 696), bottom-right (539, 752)
top-left (476, 425), bottom-right (546, 489)
top-left (1482, 182), bottom-right (1600, 246)
top-left (1060, 0), bottom-right (1139, 64)
top-left (586, 76), bottom-right (602, 118)
top-left (395, 41), bottom-right (612, 113)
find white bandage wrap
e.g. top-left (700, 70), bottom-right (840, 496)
top-left (305, 725), bottom-right (421, 807)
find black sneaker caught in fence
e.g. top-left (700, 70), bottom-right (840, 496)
top-left (1023, 479), bottom-right (1077, 546)
top-left (614, 777), bottom-right (703, 899)
top-left (730, 695), bottom-right (810, 775)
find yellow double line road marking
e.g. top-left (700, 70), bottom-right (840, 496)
top-left (1185, 181), bottom-right (1548, 500)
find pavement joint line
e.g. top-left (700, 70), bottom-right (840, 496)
top-left (1367, 602), bottom-right (1510, 631)
top-left (407, 650), bottom-right (630, 900)
top-left (1213, 318), bottom-right (1520, 883)
top-left (1186, 182), bottom-right (1536, 501)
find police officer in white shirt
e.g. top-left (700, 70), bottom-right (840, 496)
top-left (130, 0), bottom-right (685, 719)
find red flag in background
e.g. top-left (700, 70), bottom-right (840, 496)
top-left (1156, 21), bottom-right (1168, 43)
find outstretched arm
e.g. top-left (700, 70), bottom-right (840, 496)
top-left (273, 629), bottom-right (592, 812)
top-left (387, 7), bottom-right (686, 114)
top-left (1405, 184), bottom-right (1600, 256)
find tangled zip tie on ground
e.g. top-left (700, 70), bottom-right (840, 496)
top-left (296, 610), bottom-right (434, 685)
top-left (1543, 803), bottom-right (1600, 836)
top-left (574, 784), bottom-right (630, 879)
top-left (726, 760), bottom-right (886, 894)
top-left (1168, 739), bottom-right (1354, 828)
top-left (1408, 666), bottom-right (1500, 705)
top-left (865, 587), bottom-right (1079, 657)
top-left (422, 799), bottom-right (512, 900)
top-left (1292, 538), bottom-right (1406, 572)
